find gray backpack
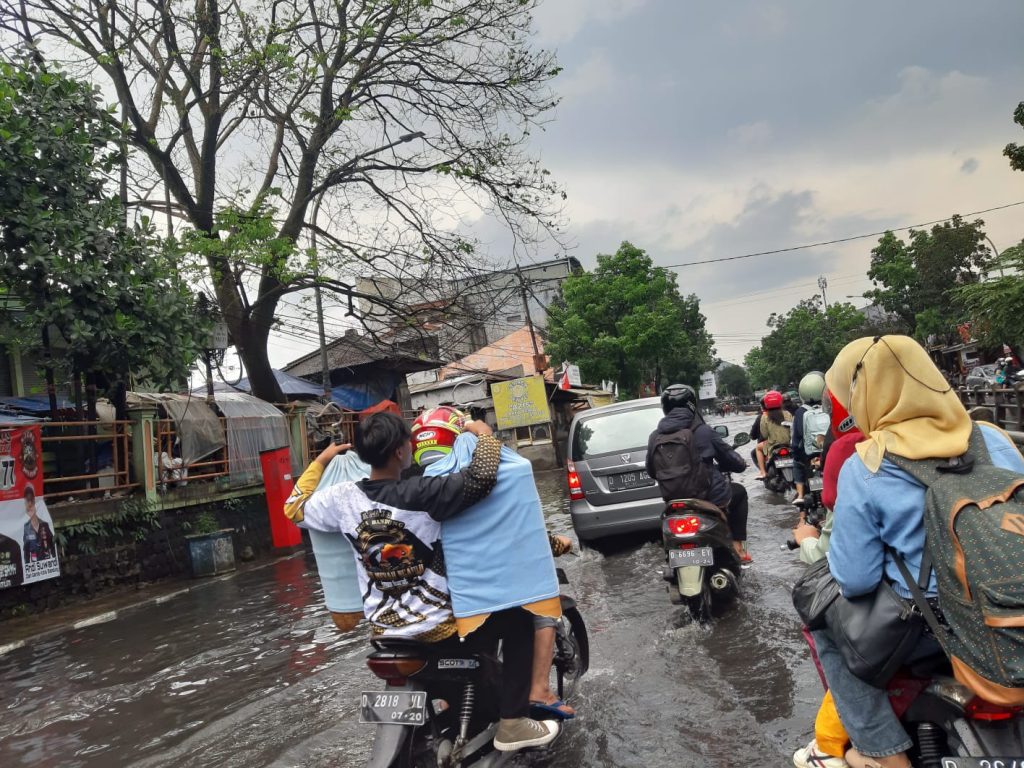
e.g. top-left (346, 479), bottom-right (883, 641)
top-left (889, 426), bottom-right (1024, 706)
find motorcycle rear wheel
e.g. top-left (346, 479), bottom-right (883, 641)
top-left (552, 607), bottom-right (589, 700)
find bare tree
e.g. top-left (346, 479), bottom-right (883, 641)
top-left (4, 0), bottom-right (563, 400)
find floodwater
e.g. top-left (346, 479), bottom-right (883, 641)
top-left (0, 414), bottom-right (819, 767)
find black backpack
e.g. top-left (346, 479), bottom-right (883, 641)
top-left (650, 427), bottom-right (712, 501)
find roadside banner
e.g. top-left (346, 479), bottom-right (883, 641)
top-left (492, 376), bottom-right (551, 430)
top-left (699, 371), bottom-right (717, 401)
top-left (0, 424), bottom-right (59, 589)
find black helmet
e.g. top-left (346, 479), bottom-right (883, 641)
top-left (661, 384), bottom-right (697, 414)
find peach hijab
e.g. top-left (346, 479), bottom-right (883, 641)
top-left (824, 335), bottom-right (972, 473)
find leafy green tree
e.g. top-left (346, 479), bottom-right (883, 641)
top-left (1005, 101), bottom-right (1024, 171)
top-left (744, 298), bottom-right (868, 388)
top-left (545, 242), bottom-right (714, 396)
top-left (955, 242), bottom-right (1024, 349)
top-left (717, 364), bottom-right (752, 399)
top-left (865, 216), bottom-right (991, 340)
top-left (0, 60), bottom-right (204, 416)
top-left (14, 0), bottom-right (564, 401)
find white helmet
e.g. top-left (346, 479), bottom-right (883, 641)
top-left (798, 371), bottom-right (826, 404)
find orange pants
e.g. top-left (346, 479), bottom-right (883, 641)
top-left (815, 689), bottom-right (849, 757)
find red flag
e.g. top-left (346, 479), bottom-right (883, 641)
top-left (558, 370), bottom-right (571, 390)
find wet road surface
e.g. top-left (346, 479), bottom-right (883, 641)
top-left (0, 414), bottom-right (820, 767)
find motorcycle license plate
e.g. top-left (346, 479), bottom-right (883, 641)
top-left (808, 476), bottom-right (824, 492)
top-left (359, 690), bottom-right (427, 725)
top-left (940, 760), bottom-right (1024, 768)
top-left (607, 470), bottom-right (655, 492)
top-left (774, 458), bottom-right (794, 468)
top-left (669, 547), bottom-right (714, 567)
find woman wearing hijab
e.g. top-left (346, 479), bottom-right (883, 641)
top-left (812, 335), bottom-right (1024, 768)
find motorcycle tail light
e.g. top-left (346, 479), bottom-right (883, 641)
top-left (667, 516), bottom-right (701, 536)
top-left (366, 657), bottom-right (427, 685)
top-left (966, 696), bottom-right (1022, 721)
top-left (778, 448), bottom-right (790, 457)
top-left (567, 462), bottom-right (585, 501)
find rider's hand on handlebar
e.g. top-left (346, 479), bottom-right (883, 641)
top-left (792, 523), bottom-right (820, 545)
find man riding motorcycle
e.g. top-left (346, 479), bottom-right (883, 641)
top-left (791, 371), bottom-right (829, 504)
top-left (646, 384), bottom-right (751, 563)
top-left (286, 412), bottom-right (559, 753)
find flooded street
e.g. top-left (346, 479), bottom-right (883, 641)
top-left (0, 415), bottom-right (819, 767)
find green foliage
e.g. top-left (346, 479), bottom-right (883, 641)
top-left (545, 242), bottom-right (714, 395)
top-left (1004, 101), bottom-right (1024, 172)
top-left (0, 60), bottom-right (205, 388)
top-left (187, 510), bottom-right (222, 536)
top-left (54, 498), bottom-right (161, 556)
top-left (743, 298), bottom-right (868, 389)
top-left (717, 364), bottom-right (752, 399)
top-left (955, 241), bottom-right (1024, 349)
top-left (864, 216), bottom-right (991, 340)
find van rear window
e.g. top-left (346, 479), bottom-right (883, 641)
top-left (571, 405), bottom-right (663, 460)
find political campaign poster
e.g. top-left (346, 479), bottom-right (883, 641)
top-left (492, 376), bottom-right (551, 430)
top-left (0, 424), bottom-right (59, 589)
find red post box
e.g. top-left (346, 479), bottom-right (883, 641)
top-left (260, 447), bottom-right (303, 548)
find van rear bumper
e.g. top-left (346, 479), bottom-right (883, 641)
top-left (569, 496), bottom-right (664, 542)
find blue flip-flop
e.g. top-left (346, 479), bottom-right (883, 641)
top-left (529, 699), bottom-right (576, 720)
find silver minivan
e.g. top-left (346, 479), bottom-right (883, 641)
top-left (566, 397), bottom-right (666, 544)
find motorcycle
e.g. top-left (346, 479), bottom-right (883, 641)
top-left (764, 444), bottom-right (797, 495)
top-left (660, 430), bottom-right (750, 621)
top-left (804, 635), bottom-right (1024, 767)
top-left (361, 568), bottom-right (588, 768)
top-left (792, 452), bottom-right (824, 518)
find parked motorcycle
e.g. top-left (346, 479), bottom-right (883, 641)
top-left (804, 636), bottom-right (1024, 767)
top-left (361, 568), bottom-right (588, 768)
top-left (660, 430), bottom-right (750, 621)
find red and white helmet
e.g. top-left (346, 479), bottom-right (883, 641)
top-left (825, 389), bottom-right (857, 437)
top-left (762, 390), bottom-right (784, 410)
top-left (411, 406), bottom-right (468, 466)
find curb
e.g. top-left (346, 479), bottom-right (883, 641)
top-left (0, 550), bottom-right (306, 658)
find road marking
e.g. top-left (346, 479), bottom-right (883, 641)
top-left (73, 611), bottom-right (118, 629)
top-left (155, 588), bottom-right (190, 604)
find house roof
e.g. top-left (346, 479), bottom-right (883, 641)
top-left (282, 329), bottom-right (441, 379)
top-left (440, 326), bottom-right (553, 382)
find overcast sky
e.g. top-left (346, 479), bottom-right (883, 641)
top-left (265, 0), bottom-right (1024, 372)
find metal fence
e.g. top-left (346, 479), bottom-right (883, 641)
top-left (41, 421), bottom-right (138, 503)
top-left (958, 386), bottom-right (1024, 433)
top-left (153, 418), bottom-right (230, 486)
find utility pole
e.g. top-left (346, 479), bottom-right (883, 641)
top-left (516, 265), bottom-right (544, 373)
top-left (818, 275), bottom-right (829, 310)
top-left (310, 195), bottom-right (331, 402)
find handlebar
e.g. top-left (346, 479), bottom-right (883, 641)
top-left (781, 539), bottom-right (799, 551)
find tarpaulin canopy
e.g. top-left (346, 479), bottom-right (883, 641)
top-left (131, 393), bottom-right (225, 465)
top-left (0, 395), bottom-right (74, 414)
top-left (193, 369), bottom-right (323, 398)
top-left (214, 392), bottom-right (290, 486)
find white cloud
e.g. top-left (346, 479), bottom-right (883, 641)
top-left (728, 120), bottom-right (773, 146)
top-left (557, 49), bottom-right (619, 101)
top-left (532, 0), bottom-right (648, 44)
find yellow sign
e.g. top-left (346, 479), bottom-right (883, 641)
top-left (492, 376), bottom-right (550, 430)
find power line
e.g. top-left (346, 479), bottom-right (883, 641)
top-left (664, 200), bottom-right (1024, 269)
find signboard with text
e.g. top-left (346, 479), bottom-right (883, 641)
top-left (492, 376), bottom-right (551, 430)
top-left (0, 424), bottom-right (60, 590)
top-left (698, 371), bottom-right (717, 401)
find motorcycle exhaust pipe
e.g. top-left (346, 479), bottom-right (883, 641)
top-left (709, 570), bottom-right (731, 592)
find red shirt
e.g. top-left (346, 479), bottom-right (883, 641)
top-left (822, 430), bottom-right (865, 510)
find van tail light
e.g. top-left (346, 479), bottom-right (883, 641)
top-left (366, 657), bottom-right (427, 685)
top-left (567, 462), bottom-right (585, 501)
top-left (666, 516), bottom-right (701, 536)
top-left (966, 696), bottom-right (1022, 721)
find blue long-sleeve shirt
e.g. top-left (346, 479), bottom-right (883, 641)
top-left (828, 424), bottom-right (1024, 599)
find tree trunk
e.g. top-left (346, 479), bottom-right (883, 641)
top-left (233, 318), bottom-right (284, 403)
top-left (41, 325), bottom-right (58, 420)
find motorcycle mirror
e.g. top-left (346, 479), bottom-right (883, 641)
top-left (713, 425), bottom-right (730, 437)
top-left (732, 432), bottom-right (751, 448)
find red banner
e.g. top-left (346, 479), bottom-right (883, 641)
top-left (0, 424), bottom-right (60, 589)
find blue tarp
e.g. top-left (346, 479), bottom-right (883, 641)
top-left (235, 369), bottom-right (324, 398)
top-left (0, 395), bottom-right (74, 414)
top-left (330, 374), bottom-right (400, 411)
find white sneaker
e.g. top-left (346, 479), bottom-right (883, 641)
top-left (793, 738), bottom-right (850, 768)
top-left (493, 718), bottom-right (559, 751)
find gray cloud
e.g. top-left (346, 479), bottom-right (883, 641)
top-left (961, 157), bottom-right (980, 175)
